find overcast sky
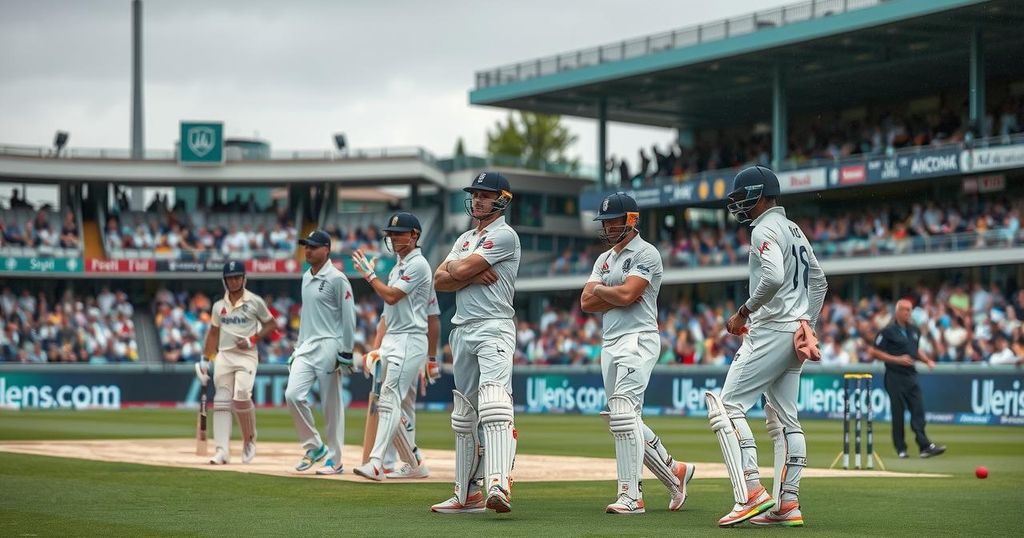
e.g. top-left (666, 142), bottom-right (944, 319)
top-left (0, 0), bottom-right (787, 168)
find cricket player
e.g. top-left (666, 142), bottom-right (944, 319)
top-left (196, 260), bottom-right (276, 465)
top-left (431, 171), bottom-right (520, 514)
top-left (580, 192), bottom-right (695, 515)
top-left (351, 212), bottom-right (433, 481)
top-left (285, 229), bottom-right (356, 475)
top-left (707, 166), bottom-right (827, 527)
top-left (370, 290), bottom-right (442, 478)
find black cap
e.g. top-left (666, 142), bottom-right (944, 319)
top-left (222, 260), bottom-right (245, 278)
top-left (298, 229), bottom-right (331, 248)
top-left (382, 212), bottom-right (421, 233)
top-left (593, 192), bottom-right (640, 221)
top-left (464, 171), bottom-right (511, 194)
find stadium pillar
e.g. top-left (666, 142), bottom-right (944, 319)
top-left (771, 64), bottom-right (787, 170)
top-left (597, 97), bottom-right (607, 189)
top-left (969, 26), bottom-right (985, 138)
top-left (131, 0), bottom-right (144, 160)
top-left (410, 183), bottom-right (419, 208)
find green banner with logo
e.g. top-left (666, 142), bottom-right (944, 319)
top-left (179, 121), bottom-right (224, 165)
top-left (1, 256), bottom-right (82, 273)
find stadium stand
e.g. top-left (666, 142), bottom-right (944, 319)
top-left (0, 287), bottom-right (137, 363)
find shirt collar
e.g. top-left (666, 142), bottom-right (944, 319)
top-left (308, 260), bottom-right (338, 280)
top-left (751, 206), bottom-right (786, 227)
top-left (399, 248), bottom-right (422, 264)
top-left (619, 233), bottom-right (645, 254)
top-left (223, 289), bottom-right (255, 309)
top-left (474, 216), bottom-right (506, 235)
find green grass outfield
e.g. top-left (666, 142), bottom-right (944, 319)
top-left (1, 409), bottom-right (1022, 536)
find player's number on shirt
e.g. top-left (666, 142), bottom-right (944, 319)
top-left (791, 245), bottom-right (810, 291)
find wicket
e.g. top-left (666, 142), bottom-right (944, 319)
top-left (831, 373), bottom-right (885, 471)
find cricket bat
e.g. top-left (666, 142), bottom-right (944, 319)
top-left (196, 379), bottom-right (208, 456)
top-left (361, 359), bottom-right (384, 464)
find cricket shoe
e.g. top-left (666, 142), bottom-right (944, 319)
top-left (353, 461), bottom-right (386, 481)
top-left (315, 459), bottom-right (344, 475)
top-left (430, 491), bottom-right (486, 514)
top-left (718, 485), bottom-right (775, 527)
top-left (750, 500), bottom-right (804, 527)
top-left (388, 462), bottom-right (431, 479)
top-left (920, 443), bottom-right (946, 458)
top-left (485, 484), bottom-right (512, 513)
top-left (209, 448), bottom-right (229, 465)
top-left (295, 444), bottom-right (328, 472)
top-left (668, 462), bottom-right (696, 511)
top-left (242, 435), bottom-right (257, 464)
top-left (606, 493), bottom-right (645, 515)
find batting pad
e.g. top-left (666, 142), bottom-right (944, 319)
top-left (232, 399), bottom-right (256, 445)
top-left (478, 383), bottom-right (514, 493)
top-left (368, 385), bottom-right (402, 464)
top-left (450, 390), bottom-right (480, 504)
top-left (642, 425), bottom-right (680, 494)
top-left (705, 391), bottom-right (748, 504)
top-left (606, 395), bottom-right (643, 500)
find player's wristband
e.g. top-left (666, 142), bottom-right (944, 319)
top-left (428, 356), bottom-right (436, 362)
top-left (365, 273), bottom-right (377, 283)
top-left (738, 304), bottom-right (752, 318)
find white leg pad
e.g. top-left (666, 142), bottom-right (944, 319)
top-left (368, 385), bottom-right (402, 464)
top-left (212, 399), bottom-right (232, 454)
top-left (478, 382), bottom-right (515, 494)
top-left (705, 391), bottom-right (748, 504)
top-left (765, 403), bottom-right (785, 501)
top-left (781, 429), bottom-right (806, 500)
top-left (393, 413), bottom-right (423, 468)
top-left (605, 395), bottom-right (643, 500)
top-left (451, 390), bottom-right (480, 504)
top-left (642, 424), bottom-right (680, 493)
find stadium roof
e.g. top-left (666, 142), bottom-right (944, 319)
top-left (469, 0), bottom-right (1023, 129)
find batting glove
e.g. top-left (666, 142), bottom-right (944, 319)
top-left (335, 351), bottom-right (354, 373)
top-left (425, 357), bottom-right (440, 385)
top-left (194, 359), bottom-right (210, 385)
top-left (236, 335), bottom-right (258, 350)
top-left (361, 349), bottom-right (381, 379)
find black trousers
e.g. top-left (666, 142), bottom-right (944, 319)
top-left (884, 372), bottom-right (930, 452)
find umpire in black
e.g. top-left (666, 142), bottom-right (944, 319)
top-left (867, 299), bottom-right (946, 459)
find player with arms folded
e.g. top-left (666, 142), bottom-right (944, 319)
top-left (581, 192), bottom-right (695, 515)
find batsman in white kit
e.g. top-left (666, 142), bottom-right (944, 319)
top-left (708, 166), bottom-right (827, 527)
top-left (351, 212), bottom-right (433, 481)
top-left (285, 229), bottom-right (356, 475)
top-left (366, 288), bottom-right (442, 477)
top-left (431, 172), bottom-right (520, 514)
top-left (580, 192), bottom-right (695, 515)
top-left (196, 260), bottom-right (277, 465)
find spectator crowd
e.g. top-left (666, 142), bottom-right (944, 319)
top-left (0, 287), bottom-right (137, 363)
top-left (608, 97), bottom-right (1024, 185)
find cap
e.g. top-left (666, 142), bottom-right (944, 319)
top-left (298, 229), bottom-right (331, 248)
top-left (593, 192), bottom-right (640, 221)
top-left (464, 171), bottom-right (512, 194)
top-left (382, 212), bottom-right (421, 233)
top-left (222, 260), bottom-right (245, 278)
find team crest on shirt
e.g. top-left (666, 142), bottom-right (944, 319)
top-left (759, 241), bottom-right (771, 254)
top-left (621, 258), bottom-right (632, 273)
top-left (481, 240), bottom-right (494, 250)
top-left (600, 260), bottom-right (609, 275)
top-left (344, 290), bottom-right (352, 300)
top-left (461, 240), bottom-right (470, 251)
top-left (220, 307), bottom-right (227, 316)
